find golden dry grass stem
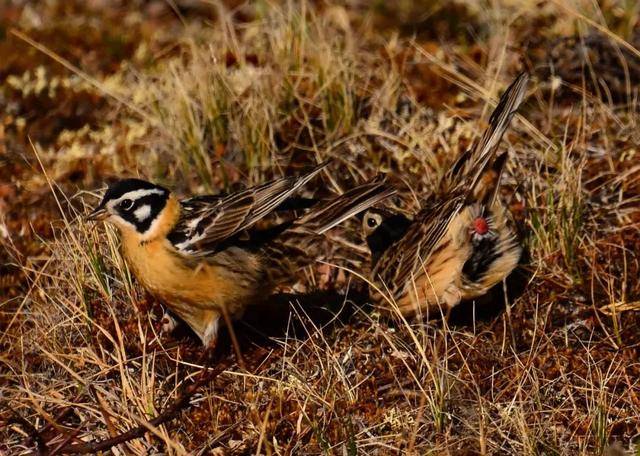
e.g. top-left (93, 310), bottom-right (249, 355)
top-left (10, 29), bottom-right (156, 127)
top-left (412, 44), bottom-right (554, 152)
top-left (549, 0), bottom-right (640, 59)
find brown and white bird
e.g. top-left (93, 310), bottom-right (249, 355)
top-left (87, 162), bottom-right (395, 347)
top-left (362, 73), bottom-right (528, 318)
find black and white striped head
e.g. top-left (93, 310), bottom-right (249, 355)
top-left (87, 179), bottom-right (170, 236)
top-left (362, 208), bottom-right (412, 265)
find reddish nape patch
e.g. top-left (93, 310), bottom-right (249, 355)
top-left (473, 217), bottom-right (489, 235)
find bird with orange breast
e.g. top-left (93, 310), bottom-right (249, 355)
top-left (88, 163), bottom-right (395, 347)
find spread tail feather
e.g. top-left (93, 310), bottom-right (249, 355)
top-left (448, 72), bottom-right (528, 199)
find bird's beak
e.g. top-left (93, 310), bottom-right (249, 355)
top-left (85, 205), bottom-right (108, 221)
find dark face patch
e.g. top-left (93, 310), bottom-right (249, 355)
top-left (366, 213), bottom-right (412, 267)
top-left (99, 179), bottom-right (170, 234)
top-left (116, 192), bottom-right (169, 233)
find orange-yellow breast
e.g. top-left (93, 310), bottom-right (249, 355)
top-left (123, 234), bottom-right (266, 316)
top-left (119, 197), bottom-right (267, 321)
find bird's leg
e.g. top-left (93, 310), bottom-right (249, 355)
top-left (192, 312), bottom-right (221, 367)
top-left (441, 284), bottom-right (462, 322)
top-left (201, 312), bottom-right (221, 351)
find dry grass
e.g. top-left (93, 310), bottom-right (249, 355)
top-left (2, 0), bottom-right (640, 454)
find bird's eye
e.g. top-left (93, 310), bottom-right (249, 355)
top-left (120, 199), bottom-right (134, 211)
top-left (367, 217), bottom-right (378, 228)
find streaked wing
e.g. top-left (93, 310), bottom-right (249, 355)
top-left (372, 195), bottom-right (464, 299)
top-left (259, 175), bottom-right (396, 284)
top-left (170, 161), bottom-right (330, 254)
top-left (188, 193), bottom-right (254, 245)
top-left (293, 175), bottom-right (396, 235)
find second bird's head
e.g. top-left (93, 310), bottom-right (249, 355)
top-left (361, 208), bottom-right (412, 264)
top-left (87, 179), bottom-right (174, 238)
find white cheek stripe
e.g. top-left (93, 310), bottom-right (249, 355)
top-left (134, 204), bottom-right (152, 222)
top-left (140, 207), bottom-right (168, 240)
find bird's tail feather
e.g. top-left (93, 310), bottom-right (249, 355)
top-left (449, 72), bottom-right (528, 200)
